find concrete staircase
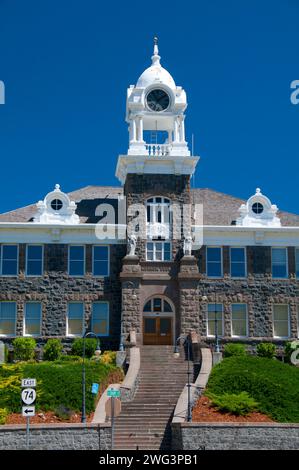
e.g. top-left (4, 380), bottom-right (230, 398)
top-left (114, 345), bottom-right (188, 450)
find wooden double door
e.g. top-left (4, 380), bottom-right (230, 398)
top-left (143, 316), bottom-right (173, 345)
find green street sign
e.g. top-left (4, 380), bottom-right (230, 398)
top-left (107, 388), bottom-right (120, 398)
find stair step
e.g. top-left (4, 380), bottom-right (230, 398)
top-left (114, 345), bottom-right (187, 450)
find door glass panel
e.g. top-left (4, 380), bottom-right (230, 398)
top-left (144, 318), bottom-right (156, 334)
top-left (160, 318), bottom-right (171, 335)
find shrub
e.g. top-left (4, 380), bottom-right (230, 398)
top-left (0, 408), bottom-right (8, 425)
top-left (256, 342), bottom-right (276, 359)
top-left (207, 391), bottom-right (258, 416)
top-left (0, 373), bottom-right (23, 412)
top-left (12, 337), bottom-right (36, 361)
top-left (99, 351), bottom-right (116, 365)
top-left (223, 343), bottom-right (247, 358)
top-left (54, 355), bottom-right (82, 363)
top-left (284, 340), bottom-right (299, 363)
top-left (43, 339), bottom-right (63, 361)
top-left (207, 356), bottom-right (299, 422)
top-left (22, 361), bottom-right (114, 414)
top-left (71, 338), bottom-right (98, 358)
top-left (0, 360), bottom-right (123, 416)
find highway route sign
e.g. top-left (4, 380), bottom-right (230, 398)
top-left (22, 406), bottom-right (35, 417)
top-left (21, 388), bottom-right (36, 405)
top-left (21, 378), bottom-right (36, 388)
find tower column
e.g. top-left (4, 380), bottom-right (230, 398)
top-left (179, 116), bottom-right (186, 143)
top-left (130, 119), bottom-right (137, 142)
top-left (174, 118), bottom-right (179, 143)
top-left (138, 116), bottom-right (144, 142)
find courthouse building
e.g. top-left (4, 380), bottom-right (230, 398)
top-left (0, 41), bottom-right (299, 349)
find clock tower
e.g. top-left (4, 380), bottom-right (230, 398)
top-left (116, 38), bottom-right (199, 182)
top-left (116, 38), bottom-right (200, 346)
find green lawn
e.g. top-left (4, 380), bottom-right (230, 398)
top-left (0, 360), bottom-right (123, 416)
top-left (206, 356), bottom-right (299, 422)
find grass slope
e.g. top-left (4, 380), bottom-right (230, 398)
top-left (206, 356), bottom-right (299, 422)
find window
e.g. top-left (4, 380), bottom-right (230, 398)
top-left (24, 302), bottom-right (41, 336)
top-left (67, 302), bottom-right (84, 336)
top-left (92, 302), bottom-right (109, 336)
top-left (1, 245), bottom-right (18, 276)
top-left (146, 241), bottom-right (171, 261)
top-left (92, 246), bottom-right (109, 276)
top-left (252, 202), bottom-right (264, 214)
top-left (230, 247), bottom-right (246, 278)
top-left (206, 247), bottom-right (222, 277)
top-left (146, 197), bottom-right (171, 224)
top-left (0, 302), bottom-right (16, 336)
top-left (296, 249), bottom-right (299, 279)
top-left (207, 304), bottom-right (223, 337)
top-left (146, 197), bottom-right (171, 239)
top-left (231, 304), bottom-right (248, 337)
top-left (272, 248), bottom-right (288, 278)
top-left (143, 297), bottom-right (173, 313)
top-left (69, 246), bottom-right (85, 276)
top-left (26, 245), bottom-right (43, 276)
top-left (273, 304), bottom-right (290, 338)
top-left (51, 199), bottom-right (63, 211)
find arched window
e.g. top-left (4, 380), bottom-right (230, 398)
top-left (146, 197), bottom-right (171, 225)
top-left (146, 197), bottom-right (171, 242)
top-left (143, 297), bottom-right (173, 313)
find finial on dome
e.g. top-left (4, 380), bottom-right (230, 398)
top-left (151, 35), bottom-right (161, 66)
top-left (256, 187), bottom-right (261, 194)
top-left (55, 184), bottom-right (61, 192)
top-left (153, 36), bottom-right (159, 55)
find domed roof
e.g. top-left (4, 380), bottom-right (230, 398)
top-left (137, 64), bottom-right (176, 89)
top-left (136, 38), bottom-right (176, 90)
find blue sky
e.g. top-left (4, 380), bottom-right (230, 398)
top-left (0, 0), bottom-right (298, 214)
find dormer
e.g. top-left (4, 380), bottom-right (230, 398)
top-left (236, 188), bottom-right (281, 227)
top-left (33, 184), bottom-right (80, 224)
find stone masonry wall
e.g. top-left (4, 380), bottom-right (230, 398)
top-left (0, 423), bottom-right (111, 450)
top-left (124, 174), bottom-right (191, 262)
top-left (172, 423), bottom-right (299, 450)
top-left (0, 244), bottom-right (126, 350)
top-left (195, 245), bottom-right (299, 341)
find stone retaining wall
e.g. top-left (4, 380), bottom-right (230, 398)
top-left (172, 422), bottom-right (299, 450)
top-left (0, 423), bottom-right (111, 450)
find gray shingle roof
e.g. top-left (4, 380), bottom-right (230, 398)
top-left (0, 185), bottom-right (298, 227)
top-left (191, 188), bottom-right (299, 226)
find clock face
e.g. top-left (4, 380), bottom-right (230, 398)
top-left (146, 89), bottom-right (170, 112)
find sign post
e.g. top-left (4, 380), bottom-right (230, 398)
top-left (21, 379), bottom-right (36, 450)
top-left (106, 389), bottom-right (121, 450)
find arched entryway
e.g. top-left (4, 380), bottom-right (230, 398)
top-left (142, 296), bottom-right (175, 345)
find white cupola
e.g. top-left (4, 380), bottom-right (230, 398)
top-left (126, 37), bottom-right (189, 157)
top-left (236, 188), bottom-right (281, 227)
top-left (116, 38), bottom-right (199, 184)
top-left (33, 184), bottom-right (80, 224)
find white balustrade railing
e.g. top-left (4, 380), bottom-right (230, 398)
top-left (146, 222), bottom-right (170, 239)
top-left (145, 144), bottom-right (170, 157)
